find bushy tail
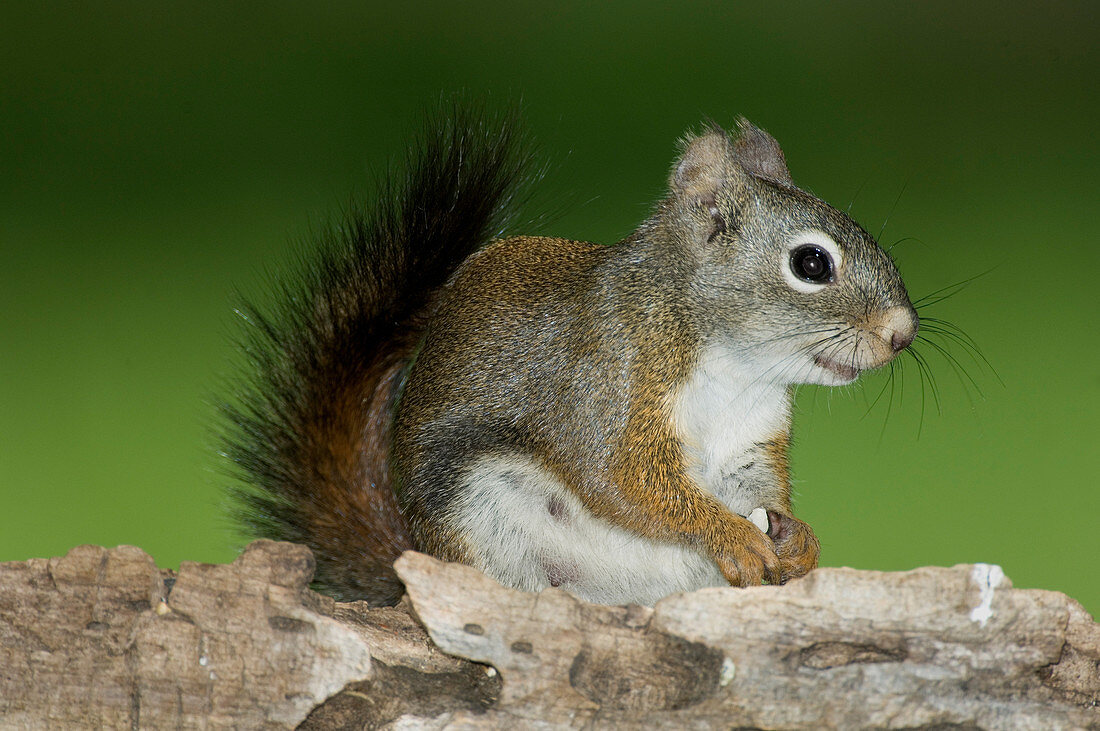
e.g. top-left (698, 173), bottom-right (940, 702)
top-left (222, 103), bottom-right (537, 604)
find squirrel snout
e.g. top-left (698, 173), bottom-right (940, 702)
top-left (853, 306), bottom-right (917, 372)
top-left (882, 305), bottom-right (918, 353)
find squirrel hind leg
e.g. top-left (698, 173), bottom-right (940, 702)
top-left (445, 454), bottom-right (567, 593)
top-left (448, 453), bottom-right (724, 605)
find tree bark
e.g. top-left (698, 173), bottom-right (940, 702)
top-left (0, 541), bottom-right (1096, 729)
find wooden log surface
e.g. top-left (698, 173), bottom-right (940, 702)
top-left (0, 540), bottom-right (1096, 729)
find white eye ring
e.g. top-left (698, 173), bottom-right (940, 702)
top-left (782, 229), bottom-right (843, 294)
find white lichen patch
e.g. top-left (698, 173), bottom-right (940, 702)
top-left (969, 563), bottom-right (1005, 627)
top-left (719, 656), bottom-right (736, 686)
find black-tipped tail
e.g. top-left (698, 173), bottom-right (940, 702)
top-left (222, 102), bottom-right (538, 603)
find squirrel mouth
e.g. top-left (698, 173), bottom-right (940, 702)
top-left (813, 355), bottom-right (860, 382)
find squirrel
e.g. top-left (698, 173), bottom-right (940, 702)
top-left (223, 104), bottom-right (918, 607)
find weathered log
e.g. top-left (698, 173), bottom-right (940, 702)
top-left (0, 541), bottom-right (1096, 729)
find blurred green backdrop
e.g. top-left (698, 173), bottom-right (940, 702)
top-left (2, 2), bottom-right (1096, 615)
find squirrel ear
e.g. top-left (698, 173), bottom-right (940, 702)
top-left (669, 127), bottom-right (732, 204)
top-left (732, 118), bottom-right (793, 186)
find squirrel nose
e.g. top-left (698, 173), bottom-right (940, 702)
top-left (882, 305), bottom-right (918, 352)
top-left (891, 329), bottom-right (915, 352)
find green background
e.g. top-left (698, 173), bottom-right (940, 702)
top-left (2, 2), bottom-right (1096, 615)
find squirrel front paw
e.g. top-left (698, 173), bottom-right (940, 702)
top-left (765, 511), bottom-right (820, 583)
top-left (710, 519), bottom-right (782, 587)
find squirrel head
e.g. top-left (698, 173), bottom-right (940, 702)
top-left (662, 119), bottom-right (918, 386)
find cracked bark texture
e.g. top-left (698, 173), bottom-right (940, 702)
top-left (0, 541), bottom-right (1097, 729)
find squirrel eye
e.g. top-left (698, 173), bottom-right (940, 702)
top-left (789, 245), bottom-right (834, 284)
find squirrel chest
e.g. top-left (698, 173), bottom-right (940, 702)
top-left (671, 345), bottom-right (793, 516)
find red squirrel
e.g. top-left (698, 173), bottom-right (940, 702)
top-left (224, 105), bottom-right (917, 606)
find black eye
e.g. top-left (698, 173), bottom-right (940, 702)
top-left (789, 245), bottom-right (834, 283)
